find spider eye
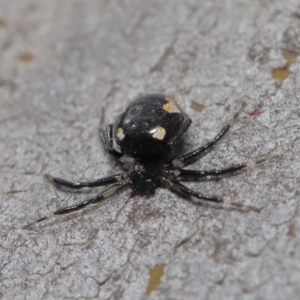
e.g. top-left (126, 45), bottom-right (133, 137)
top-left (146, 106), bottom-right (157, 116)
top-left (130, 106), bottom-right (141, 115)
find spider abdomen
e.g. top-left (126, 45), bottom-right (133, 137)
top-left (112, 94), bottom-right (191, 160)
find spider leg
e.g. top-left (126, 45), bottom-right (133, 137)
top-left (23, 179), bottom-right (131, 229)
top-left (44, 173), bottom-right (127, 189)
top-left (172, 158), bottom-right (267, 181)
top-left (173, 103), bottom-right (245, 168)
top-left (164, 179), bottom-right (260, 212)
top-left (99, 124), bottom-right (123, 159)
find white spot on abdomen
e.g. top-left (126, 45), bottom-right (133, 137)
top-left (151, 126), bottom-right (166, 140)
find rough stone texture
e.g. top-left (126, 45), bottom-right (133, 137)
top-left (1, 1), bottom-right (300, 299)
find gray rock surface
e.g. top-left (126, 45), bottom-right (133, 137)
top-left (1, 0), bottom-right (300, 299)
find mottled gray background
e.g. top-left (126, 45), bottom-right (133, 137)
top-left (1, 1), bottom-right (300, 299)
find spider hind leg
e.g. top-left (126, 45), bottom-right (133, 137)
top-left (165, 179), bottom-right (261, 212)
top-left (172, 158), bottom-right (268, 182)
top-left (173, 103), bottom-right (246, 168)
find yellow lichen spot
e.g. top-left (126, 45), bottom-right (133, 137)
top-left (116, 127), bottom-right (125, 140)
top-left (191, 101), bottom-right (205, 112)
top-left (19, 53), bottom-right (34, 63)
top-left (287, 224), bottom-right (295, 237)
top-left (163, 97), bottom-right (180, 113)
top-left (0, 20), bottom-right (7, 28)
top-left (272, 50), bottom-right (298, 82)
top-left (146, 264), bottom-right (165, 295)
top-left (151, 126), bottom-right (166, 140)
top-left (272, 66), bottom-right (289, 81)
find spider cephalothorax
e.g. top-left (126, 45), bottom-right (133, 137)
top-left (25, 94), bottom-right (266, 228)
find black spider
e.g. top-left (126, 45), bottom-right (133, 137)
top-left (24, 94), bottom-right (267, 228)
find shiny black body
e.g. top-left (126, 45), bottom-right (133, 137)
top-left (112, 94), bottom-right (191, 160)
top-left (25, 94), bottom-right (263, 228)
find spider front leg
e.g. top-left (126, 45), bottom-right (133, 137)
top-left (165, 179), bottom-right (261, 212)
top-left (23, 179), bottom-right (131, 229)
top-left (173, 103), bottom-right (245, 168)
top-left (44, 173), bottom-right (127, 189)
